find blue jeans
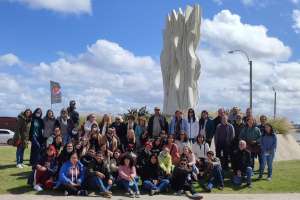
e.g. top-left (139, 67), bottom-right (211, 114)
top-left (16, 144), bottom-right (25, 165)
top-left (207, 165), bottom-right (224, 190)
top-left (233, 167), bottom-right (252, 185)
top-left (259, 153), bottom-right (274, 178)
top-left (89, 176), bottom-right (111, 192)
top-left (143, 179), bottom-right (170, 192)
top-left (118, 177), bottom-right (139, 192)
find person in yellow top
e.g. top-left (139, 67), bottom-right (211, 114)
top-left (158, 147), bottom-right (173, 177)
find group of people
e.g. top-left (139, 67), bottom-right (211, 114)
top-left (12, 101), bottom-right (277, 198)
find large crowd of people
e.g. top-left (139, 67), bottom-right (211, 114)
top-left (12, 101), bottom-right (277, 198)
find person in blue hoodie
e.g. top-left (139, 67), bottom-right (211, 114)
top-left (259, 123), bottom-right (277, 181)
top-left (55, 152), bottom-right (87, 196)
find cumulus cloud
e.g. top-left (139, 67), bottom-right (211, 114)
top-left (1, 9), bottom-right (300, 122)
top-left (8, 0), bottom-right (92, 14)
top-left (0, 53), bottom-right (21, 67)
top-left (292, 9), bottom-right (300, 33)
top-left (202, 10), bottom-right (292, 61)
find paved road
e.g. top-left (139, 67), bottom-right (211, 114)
top-left (1, 194), bottom-right (300, 200)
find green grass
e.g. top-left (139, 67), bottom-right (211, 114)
top-left (0, 146), bottom-right (300, 194)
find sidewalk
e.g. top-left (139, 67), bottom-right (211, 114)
top-left (1, 193), bottom-right (300, 200)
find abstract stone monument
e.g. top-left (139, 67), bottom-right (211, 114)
top-left (161, 4), bottom-right (201, 115)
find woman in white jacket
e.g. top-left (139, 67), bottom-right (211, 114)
top-left (186, 108), bottom-right (199, 144)
top-left (192, 134), bottom-right (210, 159)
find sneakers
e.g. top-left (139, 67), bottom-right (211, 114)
top-left (247, 183), bottom-right (252, 188)
top-left (128, 189), bottom-right (135, 198)
top-left (174, 190), bottom-right (183, 196)
top-left (135, 191), bottom-right (141, 198)
top-left (77, 190), bottom-right (88, 196)
top-left (185, 190), bottom-right (193, 197)
top-left (150, 189), bottom-right (159, 196)
top-left (16, 164), bottom-right (23, 169)
top-left (267, 177), bottom-right (272, 181)
top-left (64, 190), bottom-right (69, 196)
top-left (100, 191), bottom-right (112, 198)
top-left (33, 184), bottom-right (43, 192)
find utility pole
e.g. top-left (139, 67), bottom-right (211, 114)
top-left (273, 87), bottom-right (277, 119)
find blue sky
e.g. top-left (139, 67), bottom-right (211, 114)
top-left (0, 0), bottom-right (300, 122)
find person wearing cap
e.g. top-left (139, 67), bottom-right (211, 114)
top-left (147, 107), bottom-right (169, 138)
top-left (228, 106), bottom-right (240, 124)
top-left (67, 100), bottom-right (79, 129)
top-left (169, 110), bottom-right (188, 139)
top-left (204, 150), bottom-right (224, 192)
top-left (232, 140), bottom-right (252, 187)
top-left (33, 145), bottom-right (58, 191)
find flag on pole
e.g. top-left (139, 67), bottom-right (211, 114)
top-left (50, 80), bottom-right (62, 104)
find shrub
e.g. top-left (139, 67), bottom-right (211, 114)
top-left (268, 117), bottom-right (293, 135)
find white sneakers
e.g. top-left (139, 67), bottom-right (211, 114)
top-left (34, 185), bottom-right (43, 192)
top-left (16, 164), bottom-right (23, 169)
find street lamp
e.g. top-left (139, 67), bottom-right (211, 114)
top-left (272, 87), bottom-right (277, 120)
top-left (228, 49), bottom-right (253, 110)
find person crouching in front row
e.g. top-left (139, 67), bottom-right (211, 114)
top-left (55, 152), bottom-right (87, 196)
top-left (141, 154), bottom-right (170, 196)
top-left (232, 140), bottom-right (253, 188)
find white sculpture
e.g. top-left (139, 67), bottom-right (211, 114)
top-left (161, 4), bottom-right (201, 115)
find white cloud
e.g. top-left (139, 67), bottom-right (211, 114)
top-left (241, 0), bottom-right (254, 6)
top-left (212, 0), bottom-right (223, 5)
top-left (1, 10), bottom-right (300, 122)
top-left (0, 53), bottom-right (21, 67)
top-left (8, 0), bottom-right (92, 14)
top-left (291, 0), bottom-right (299, 4)
top-left (202, 10), bottom-right (292, 61)
top-left (292, 9), bottom-right (300, 33)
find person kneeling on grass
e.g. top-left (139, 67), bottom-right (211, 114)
top-left (141, 154), bottom-right (170, 196)
top-left (33, 145), bottom-right (58, 192)
top-left (232, 140), bottom-right (253, 188)
top-left (55, 152), bottom-right (87, 196)
top-left (171, 158), bottom-right (203, 200)
top-left (204, 150), bottom-right (224, 192)
top-left (84, 151), bottom-right (113, 198)
top-left (117, 154), bottom-right (140, 198)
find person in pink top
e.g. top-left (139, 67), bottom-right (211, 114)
top-left (164, 135), bottom-right (180, 165)
top-left (117, 154), bottom-right (140, 198)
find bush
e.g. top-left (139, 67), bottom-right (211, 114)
top-left (268, 118), bottom-right (293, 135)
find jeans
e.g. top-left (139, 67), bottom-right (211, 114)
top-left (233, 167), bottom-right (252, 185)
top-left (143, 179), bottom-right (170, 192)
top-left (207, 165), bottom-right (224, 190)
top-left (88, 176), bottom-right (111, 192)
top-left (16, 144), bottom-right (25, 164)
top-left (216, 144), bottom-right (230, 170)
top-left (118, 177), bottom-right (139, 192)
top-left (259, 153), bottom-right (274, 178)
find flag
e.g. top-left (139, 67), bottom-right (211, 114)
top-left (50, 80), bottom-right (62, 104)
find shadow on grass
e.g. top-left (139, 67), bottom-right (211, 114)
top-left (0, 164), bottom-right (16, 170)
top-left (10, 171), bottom-right (31, 180)
top-left (6, 185), bottom-right (32, 194)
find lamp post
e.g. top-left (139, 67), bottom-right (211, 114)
top-left (272, 87), bottom-right (277, 120)
top-left (228, 50), bottom-right (253, 110)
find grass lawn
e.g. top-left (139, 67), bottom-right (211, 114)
top-left (0, 145), bottom-right (300, 194)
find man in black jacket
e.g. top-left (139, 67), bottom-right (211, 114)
top-left (83, 151), bottom-right (113, 198)
top-left (232, 140), bottom-right (253, 187)
top-left (147, 107), bottom-right (168, 138)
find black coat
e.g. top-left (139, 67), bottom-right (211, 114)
top-left (232, 149), bottom-right (251, 173)
top-left (171, 166), bottom-right (192, 191)
top-left (141, 162), bottom-right (164, 182)
top-left (111, 122), bottom-right (127, 144)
